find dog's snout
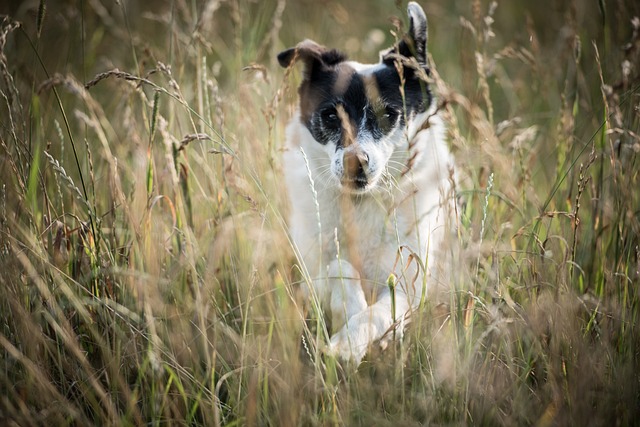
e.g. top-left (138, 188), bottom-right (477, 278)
top-left (344, 150), bottom-right (368, 174)
top-left (342, 148), bottom-right (370, 191)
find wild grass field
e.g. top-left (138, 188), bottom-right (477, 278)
top-left (1, 0), bottom-right (639, 425)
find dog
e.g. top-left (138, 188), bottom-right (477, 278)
top-left (278, 2), bottom-right (456, 363)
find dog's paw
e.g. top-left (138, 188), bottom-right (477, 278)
top-left (326, 328), bottom-right (370, 365)
top-left (326, 307), bottom-right (391, 364)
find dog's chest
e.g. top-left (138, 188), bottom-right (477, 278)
top-left (318, 189), bottom-right (416, 278)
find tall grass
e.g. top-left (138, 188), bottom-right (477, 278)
top-left (1, 0), bottom-right (639, 425)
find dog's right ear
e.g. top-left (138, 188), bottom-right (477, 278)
top-left (382, 2), bottom-right (429, 72)
top-left (277, 39), bottom-right (347, 79)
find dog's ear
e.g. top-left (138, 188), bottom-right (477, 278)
top-left (382, 2), bottom-right (429, 71)
top-left (278, 39), bottom-right (347, 78)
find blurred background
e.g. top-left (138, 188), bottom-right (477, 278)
top-left (1, 0), bottom-right (639, 425)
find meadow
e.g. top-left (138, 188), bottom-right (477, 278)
top-left (0, 0), bottom-right (639, 425)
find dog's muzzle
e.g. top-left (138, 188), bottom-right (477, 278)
top-left (341, 148), bottom-right (370, 191)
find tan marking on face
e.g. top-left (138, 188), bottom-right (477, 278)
top-left (335, 104), bottom-right (355, 148)
top-left (299, 84), bottom-right (320, 124)
top-left (332, 64), bottom-right (355, 96)
top-left (363, 75), bottom-right (380, 103)
top-left (337, 102), bottom-right (368, 188)
top-left (363, 75), bottom-right (386, 120)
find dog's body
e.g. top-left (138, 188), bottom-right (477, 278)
top-left (279, 2), bottom-right (456, 363)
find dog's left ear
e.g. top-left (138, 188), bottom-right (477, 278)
top-left (383, 2), bottom-right (429, 71)
top-left (277, 39), bottom-right (347, 79)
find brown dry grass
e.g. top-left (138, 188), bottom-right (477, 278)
top-left (0, 0), bottom-right (639, 425)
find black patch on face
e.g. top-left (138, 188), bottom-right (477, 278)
top-left (373, 65), bottom-right (432, 119)
top-left (301, 63), bottom-right (432, 146)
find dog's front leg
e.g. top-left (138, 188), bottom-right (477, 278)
top-left (326, 259), bottom-right (367, 332)
top-left (327, 291), bottom-right (410, 363)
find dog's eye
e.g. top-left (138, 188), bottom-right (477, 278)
top-left (320, 107), bottom-right (339, 125)
top-left (383, 107), bottom-right (399, 122)
top-left (376, 107), bottom-right (400, 133)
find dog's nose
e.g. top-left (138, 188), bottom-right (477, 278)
top-left (357, 151), bottom-right (369, 166)
top-left (344, 150), bottom-right (368, 175)
top-left (343, 149), bottom-right (370, 191)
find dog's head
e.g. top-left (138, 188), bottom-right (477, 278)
top-left (279, 2), bottom-right (433, 194)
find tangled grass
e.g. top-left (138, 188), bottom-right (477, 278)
top-left (0, 0), bottom-right (639, 425)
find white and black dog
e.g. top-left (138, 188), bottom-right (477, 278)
top-left (279, 2), bottom-right (456, 363)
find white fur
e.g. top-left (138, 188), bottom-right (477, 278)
top-left (283, 63), bottom-right (456, 364)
